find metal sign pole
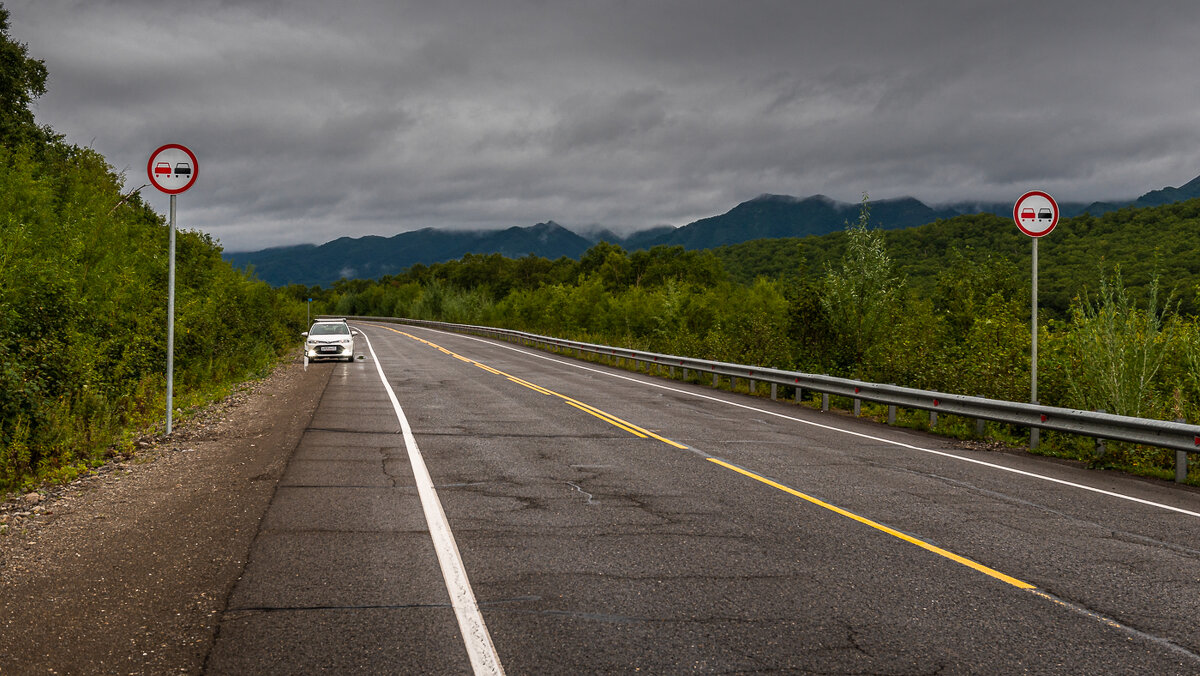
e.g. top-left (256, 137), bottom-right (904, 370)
top-left (166, 194), bottom-right (176, 435)
top-left (1030, 237), bottom-right (1039, 449)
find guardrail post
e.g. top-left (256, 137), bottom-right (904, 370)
top-left (1030, 401), bottom-right (1040, 450)
top-left (1094, 410), bottom-right (1107, 459)
top-left (974, 395), bottom-right (985, 437)
top-left (821, 393), bottom-right (829, 412)
top-left (853, 398), bottom-right (861, 417)
top-left (1176, 418), bottom-right (1188, 483)
top-left (771, 383), bottom-right (777, 401)
top-left (669, 366), bottom-right (675, 378)
top-left (749, 379), bottom-right (757, 395)
top-left (713, 372), bottom-right (719, 388)
top-left (795, 387), bottom-right (803, 404)
top-left (929, 410), bottom-right (938, 428)
top-left (887, 405), bottom-right (896, 425)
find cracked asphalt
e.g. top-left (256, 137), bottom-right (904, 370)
top-left (210, 322), bottom-right (1200, 674)
top-left (6, 322), bottom-right (1200, 674)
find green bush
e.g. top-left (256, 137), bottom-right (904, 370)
top-left (0, 26), bottom-right (306, 490)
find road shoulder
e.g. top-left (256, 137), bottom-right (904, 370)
top-left (0, 358), bottom-right (330, 675)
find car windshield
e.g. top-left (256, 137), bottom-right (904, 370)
top-left (310, 323), bottom-right (350, 336)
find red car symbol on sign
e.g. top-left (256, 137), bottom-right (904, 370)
top-left (1021, 208), bottom-right (1035, 220)
top-left (154, 162), bottom-right (172, 177)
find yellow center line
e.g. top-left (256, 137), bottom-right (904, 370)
top-left (371, 323), bottom-right (682, 447)
top-left (364, 321), bottom-right (1045, 596)
top-left (561, 396), bottom-right (690, 449)
top-left (707, 457), bottom-right (1037, 590)
top-left (507, 376), bottom-right (555, 396)
top-left (565, 401), bottom-right (649, 438)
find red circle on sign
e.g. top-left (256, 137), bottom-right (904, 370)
top-left (1013, 190), bottom-right (1059, 238)
top-left (147, 143), bottom-right (199, 195)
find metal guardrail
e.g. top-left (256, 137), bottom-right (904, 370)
top-left (343, 315), bottom-right (1197, 484)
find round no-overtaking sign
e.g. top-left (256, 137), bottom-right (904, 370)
top-left (147, 144), bottom-right (199, 194)
top-left (1013, 190), bottom-right (1059, 238)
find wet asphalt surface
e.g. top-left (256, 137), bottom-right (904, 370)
top-left (206, 322), bottom-right (1200, 674)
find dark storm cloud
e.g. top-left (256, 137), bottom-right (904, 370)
top-left (9, 0), bottom-right (1200, 250)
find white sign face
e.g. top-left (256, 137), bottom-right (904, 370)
top-left (147, 144), bottom-right (199, 194)
top-left (1013, 190), bottom-right (1059, 237)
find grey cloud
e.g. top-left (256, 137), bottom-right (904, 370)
top-left (9, 0), bottom-right (1200, 251)
top-left (551, 89), bottom-right (670, 151)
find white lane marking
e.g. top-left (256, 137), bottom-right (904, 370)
top-left (415, 326), bottom-right (1200, 521)
top-left (361, 332), bottom-right (505, 676)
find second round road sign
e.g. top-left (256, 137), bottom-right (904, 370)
top-left (1013, 190), bottom-right (1059, 237)
top-left (147, 144), bottom-right (199, 194)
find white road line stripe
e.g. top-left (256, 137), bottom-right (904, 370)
top-left (426, 327), bottom-right (1200, 520)
top-left (361, 332), bottom-right (505, 676)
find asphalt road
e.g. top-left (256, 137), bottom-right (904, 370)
top-left (206, 321), bottom-right (1200, 674)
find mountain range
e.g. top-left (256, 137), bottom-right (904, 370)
top-left (224, 174), bottom-right (1200, 287)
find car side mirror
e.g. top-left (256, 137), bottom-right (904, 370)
top-left (351, 330), bottom-right (360, 336)
top-left (301, 331), bottom-right (309, 337)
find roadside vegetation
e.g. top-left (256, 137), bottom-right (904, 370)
top-left (313, 196), bottom-right (1200, 485)
top-left (0, 7), bottom-right (305, 493)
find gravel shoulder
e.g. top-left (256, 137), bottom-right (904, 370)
top-left (0, 357), bottom-right (330, 675)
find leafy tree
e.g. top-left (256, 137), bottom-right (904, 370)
top-left (578, 241), bottom-right (632, 289)
top-left (0, 5), bottom-right (50, 147)
top-left (1063, 270), bottom-right (1174, 418)
top-left (820, 194), bottom-right (905, 374)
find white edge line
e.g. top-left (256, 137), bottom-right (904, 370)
top-left (404, 325), bottom-right (1200, 521)
top-left (361, 332), bottom-right (505, 676)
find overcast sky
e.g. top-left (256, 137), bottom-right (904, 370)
top-left (10, 0), bottom-right (1200, 251)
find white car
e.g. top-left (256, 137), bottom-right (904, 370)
top-left (302, 320), bottom-right (358, 362)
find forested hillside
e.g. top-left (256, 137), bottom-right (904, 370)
top-left (314, 199), bottom-right (1200, 484)
top-left (712, 202), bottom-right (1200, 318)
top-left (227, 174), bottom-right (1200, 288)
top-left (0, 8), bottom-right (304, 492)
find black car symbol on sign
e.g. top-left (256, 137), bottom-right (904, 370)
top-left (174, 162), bottom-right (191, 177)
top-left (1038, 208), bottom-right (1052, 221)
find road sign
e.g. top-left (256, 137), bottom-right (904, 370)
top-left (1013, 189), bottom-right (1059, 450)
top-left (1013, 190), bottom-right (1058, 237)
top-left (147, 143), bottom-right (199, 194)
top-left (147, 143), bottom-right (199, 435)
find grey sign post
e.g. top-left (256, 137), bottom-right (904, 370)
top-left (147, 144), bottom-right (199, 435)
top-left (1013, 190), bottom-right (1059, 448)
